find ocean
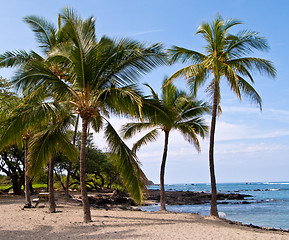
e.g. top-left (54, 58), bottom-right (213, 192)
top-left (142, 182), bottom-right (289, 230)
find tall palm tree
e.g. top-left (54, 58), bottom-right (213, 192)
top-left (121, 79), bottom-right (209, 211)
top-left (169, 15), bottom-right (276, 216)
top-left (11, 8), bottom-right (167, 222)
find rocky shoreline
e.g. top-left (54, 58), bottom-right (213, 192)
top-left (147, 189), bottom-right (253, 205)
top-left (86, 189), bottom-right (253, 208)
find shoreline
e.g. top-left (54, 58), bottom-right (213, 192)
top-left (83, 189), bottom-right (254, 209)
top-left (146, 189), bottom-right (253, 205)
top-left (1, 194), bottom-right (289, 239)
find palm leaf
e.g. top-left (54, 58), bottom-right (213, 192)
top-left (24, 16), bottom-right (57, 53)
top-left (237, 75), bottom-right (262, 110)
top-left (0, 50), bottom-right (40, 68)
top-left (104, 121), bottom-right (148, 204)
top-left (169, 46), bottom-right (205, 64)
top-left (132, 129), bottom-right (160, 153)
top-left (28, 114), bottom-right (77, 177)
top-left (121, 122), bottom-right (155, 139)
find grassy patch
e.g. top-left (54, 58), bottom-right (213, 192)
top-left (32, 183), bottom-right (47, 189)
top-left (0, 185), bottom-right (12, 190)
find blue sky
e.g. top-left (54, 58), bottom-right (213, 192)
top-left (0, 1), bottom-right (289, 184)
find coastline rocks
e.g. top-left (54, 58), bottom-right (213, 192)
top-left (147, 190), bottom-right (253, 205)
top-left (84, 189), bottom-right (253, 208)
top-left (88, 195), bottom-right (137, 209)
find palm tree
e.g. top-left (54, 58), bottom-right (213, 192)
top-left (28, 110), bottom-right (78, 213)
top-left (121, 79), bottom-right (209, 211)
top-left (0, 95), bottom-right (37, 208)
top-left (0, 79), bottom-right (25, 196)
top-left (168, 15), bottom-right (276, 217)
top-left (0, 90), bottom-right (77, 211)
top-left (11, 8), bottom-right (167, 222)
top-left (0, 14), bottom-right (70, 208)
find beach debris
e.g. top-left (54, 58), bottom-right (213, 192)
top-left (218, 212), bottom-right (226, 219)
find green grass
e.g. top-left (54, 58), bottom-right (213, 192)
top-left (32, 183), bottom-right (47, 189)
top-left (0, 185), bottom-right (12, 190)
top-left (0, 184), bottom-right (47, 191)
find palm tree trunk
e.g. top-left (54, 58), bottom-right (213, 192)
top-left (160, 130), bottom-right (169, 211)
top-left (209, 79), bottom-right (219, 217)
top-left (80, 117), bottom-right (92, 222)
top-left (48, 157), bottom-right (56, 213)
top-left (65, 114), bottom-right (79, 198)
top-left (12, 174), bottom-right (22, 195)
top-left (23, 138), bottom-right (31, 207)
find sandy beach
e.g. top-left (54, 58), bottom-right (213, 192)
top-left (0, 195), bottom-right (289, 240)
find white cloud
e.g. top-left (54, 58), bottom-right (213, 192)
top-left (89, 113), bottom-right (289, 183)
top-left (214, 120), bottom-right (289, 142)
top-left (222, 106), bottom-right (261, 114)
top-left (215, 142), bottom-right (289, 155)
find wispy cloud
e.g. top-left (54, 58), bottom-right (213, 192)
top-left (130, 29), bottom-right (165, 36)
top-left (222, 105), bottom-right (289, 122)
top-left (114, 29), bottom-right (165, 37)
top-left (215, 142), bottom-right (289, 155)
top-left (222, 106), bottom-right (260, 114)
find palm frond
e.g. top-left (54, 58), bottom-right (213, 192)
top-left (179, 100), bottom-right (211, 121)
top-left (90, 115), bottom-right (103, 133)
top-left (226, 30), bottom-right (269, 58)
top-left (223, 63), bottom-right (242, 100)
top-left (96, 39), bottom-right (168, 87)
top-left (237, 75), bottom-right (262, 110)
top-left (132, 129), bottom-right (160, 153)
top-left (143, 83), bottom-right (159, 101)
top-left (168, 63), bottom-right (208, 97)
top-left (169, 46), bottom-right (205, 64)
top-left (24, 16), bottom-right (57, 53)
top-left (121, 122), bottom-right (155, 139)
top-left (0, 50), bottom-right (40, 68)
top-left (12, 59), bottom-right (73, 99)
top-left (175, 117), bottom-right (208, 151)
top-left (104, 121), bottom-right (148, 204)
top-left (28, 115), bottom-right (77, 177)
top-left (98, 85), bottom-right (143, 118)
top-left (227, 57), bottom-right (276, 78)
top-left (223, 18), bottom-right (242, 31)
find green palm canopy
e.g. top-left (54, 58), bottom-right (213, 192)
top-left (5, 8), bottom-right (168, 222)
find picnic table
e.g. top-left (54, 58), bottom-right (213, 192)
top-left (32, 192), bottom-right (49, 207)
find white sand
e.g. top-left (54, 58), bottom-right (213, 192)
top-left (0, 196), bottom-right (288, 240)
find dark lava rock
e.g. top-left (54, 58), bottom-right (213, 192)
top-left (147, 190), bottom-right (253, 205)
top-left (88, 195), bottom-right (137, 208)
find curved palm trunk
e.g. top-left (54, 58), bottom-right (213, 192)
top-left (65, 114), bottom-right (79, 198)
top-left (23, 138), bottom-right (31, 207)
top-left (48, 157), bottom-right (56, 213)
top-left (80, 117), bottom-right (92, 222)
top-left (160, 130), bottom-right (169, 211)
top-left (209, 79), bottom-right (219, 217)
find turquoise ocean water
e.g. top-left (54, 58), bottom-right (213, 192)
top-left (142, 182), bottom-right (289, 230)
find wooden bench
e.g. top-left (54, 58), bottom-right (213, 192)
top-left (32, 192), bottom-right (49, 207)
